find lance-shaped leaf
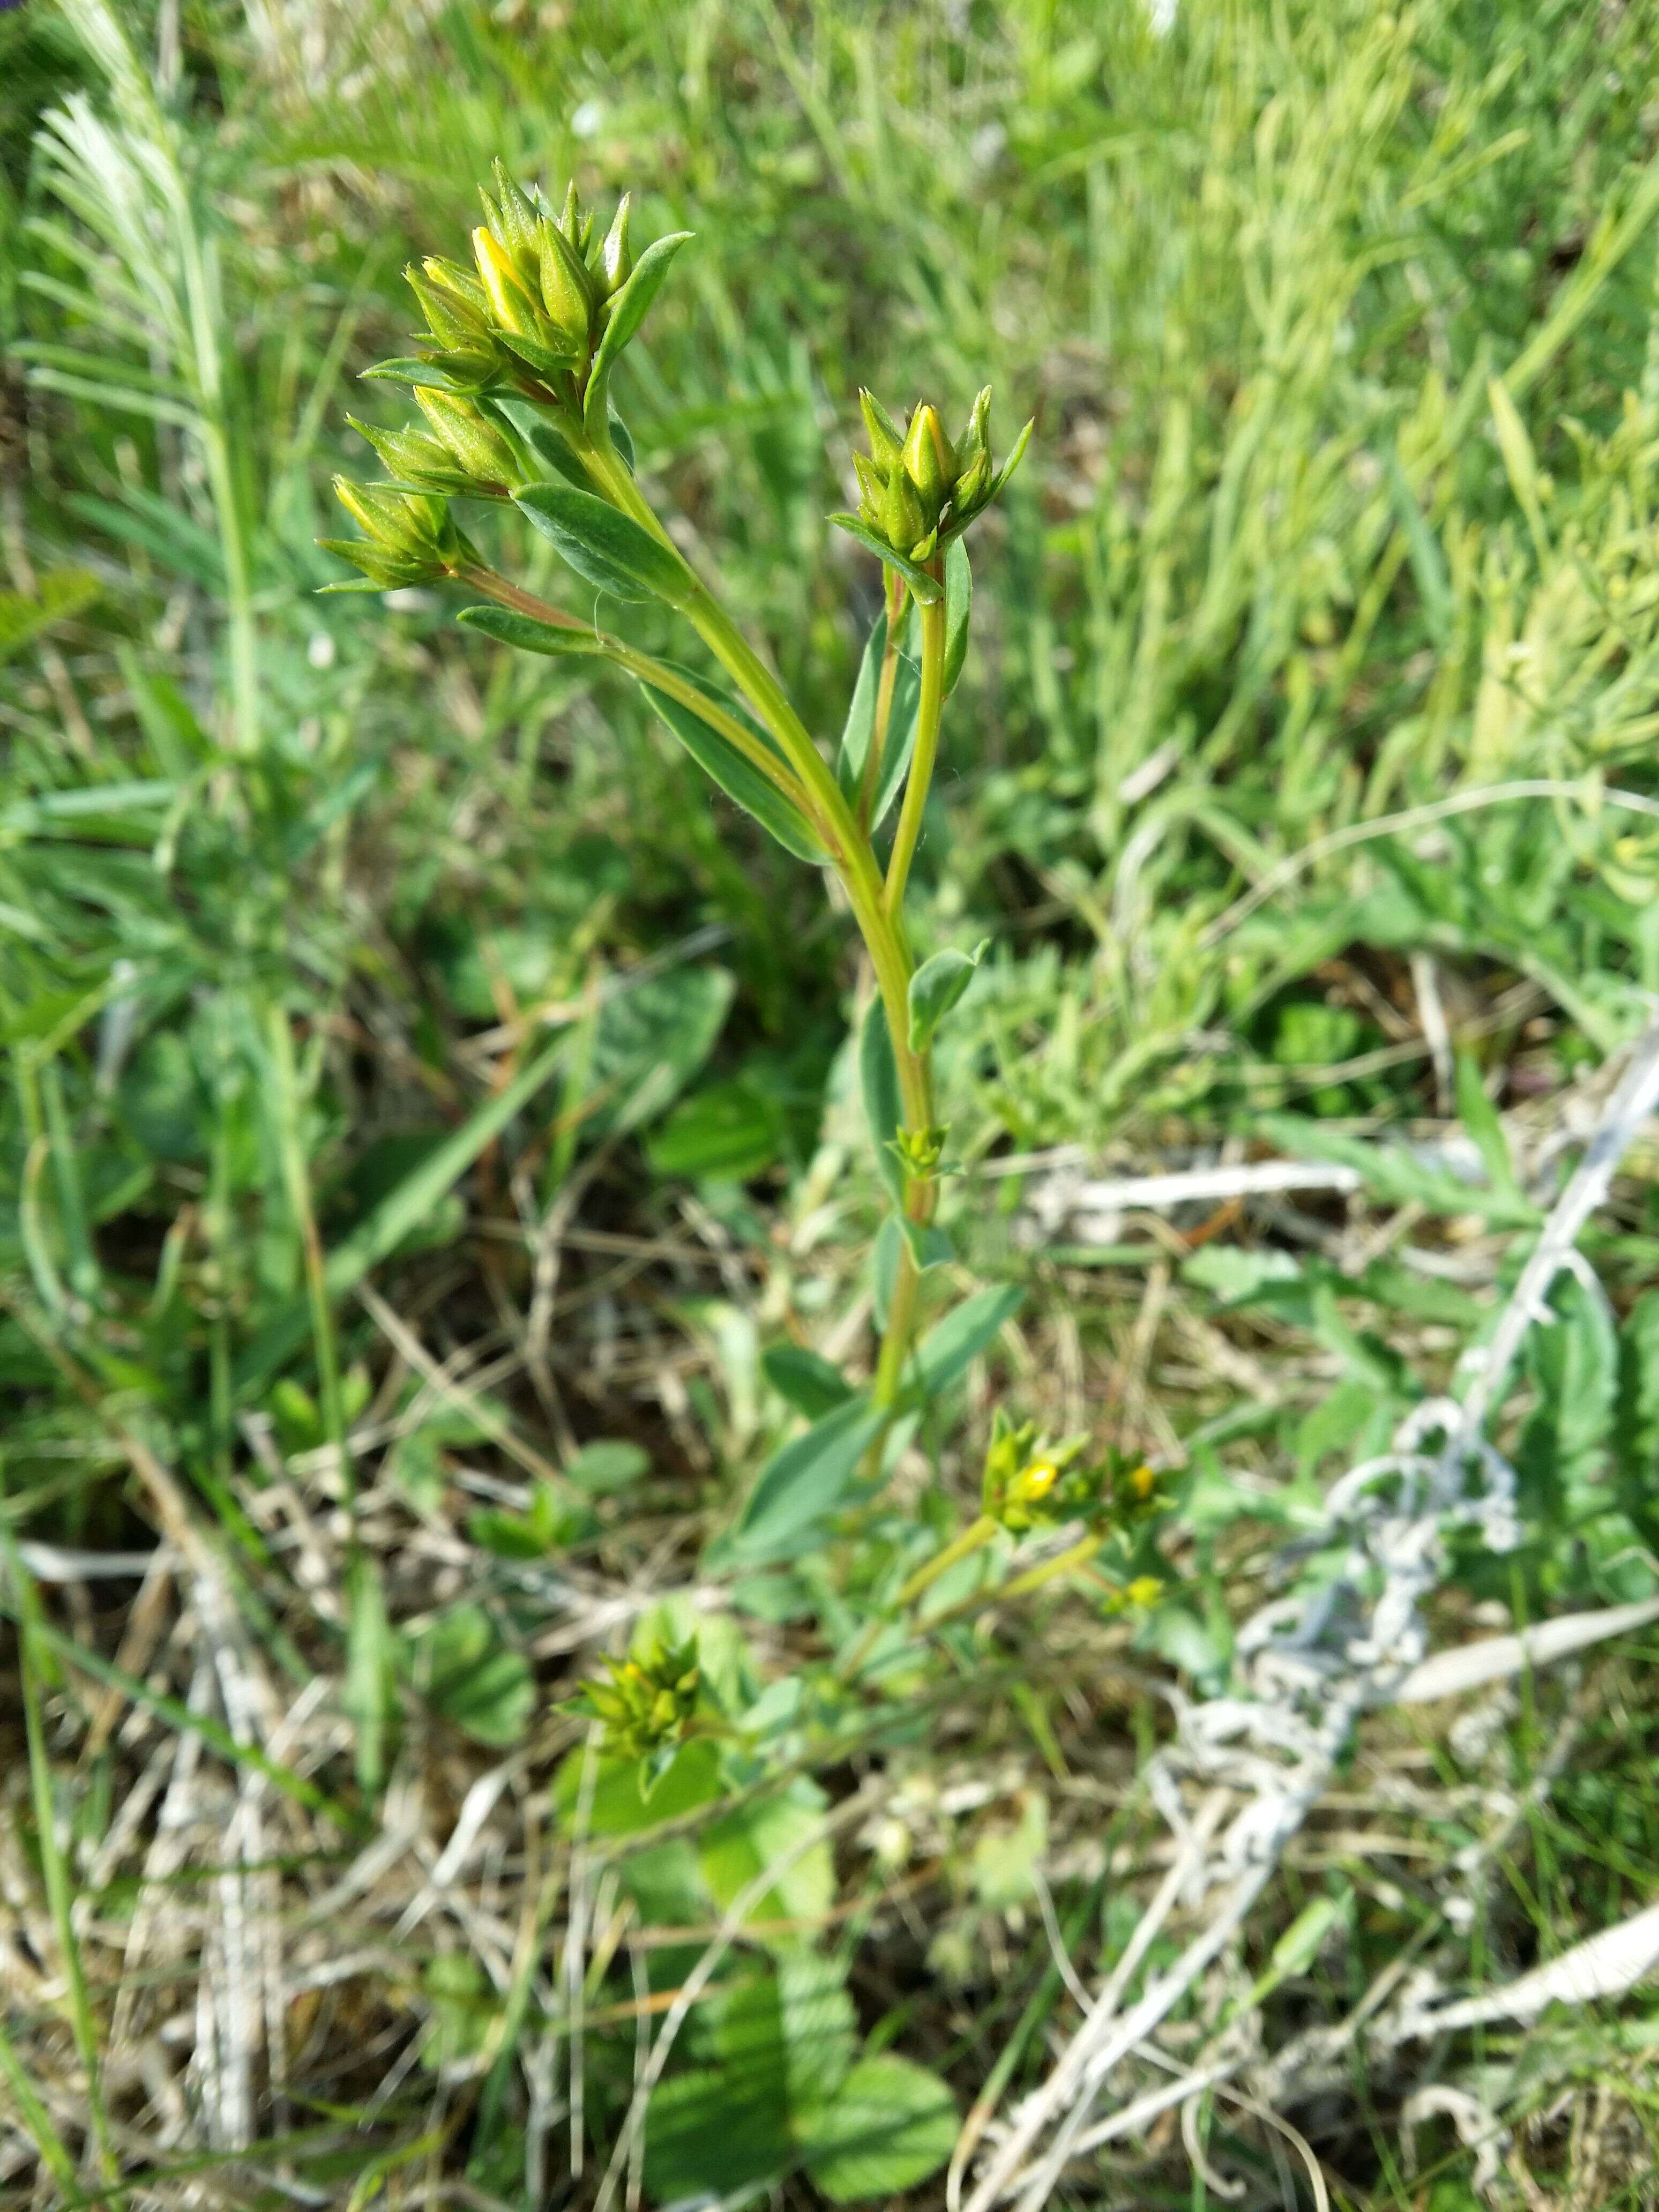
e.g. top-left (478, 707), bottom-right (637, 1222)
top-left (860, 997), bottom-right (904, 1202)
top-left (640, 668), bottom-right (823, 862)
top-left (835, 606), bottom-right (923, 831)
top-left (457, 604), bottom-right (604, 656)
top-left (584, 230), bottom-right (694, 425)
top-left (514, 483), bottom-right (688, 604)
top-left (941, 535), bottom-right (971, 694)
top-left (732, 1394), bottom-right (887, 1560)
top-left (827, 512), bottom-right (943, 604)
top-left (905, 1284), bottom-right (1024, 1405)
top-left (907, 938), bottom-right (989, 1053)
top-left (360, 357), bottom-right (467, 390)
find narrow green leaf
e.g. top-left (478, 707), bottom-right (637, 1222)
top-left (941, 535), bottom-right (971, 694)
top-left (859, 997), bottom-right (904, 1202)
top-left (762, 1343), bottom-right (855, 1419)
top-left (908, 1284), bottom-right (1024, 1403)
top-left (641, 673), bottom-right (823, 861)
top-left (457, 603), bottom-right (604, 656)
top-left (1382, 445), bottom-right (1452, 648)
top-left (584, 231), bottom-right (694, 423)
top-left (827, 513), bottom-right (943, 603)
top-left (907, 938), bottom-right (988, 1052)
top-left (1258, 1112), bottom-right (1539, 1227)
top-left (733, 1395), bottom-right (886, 1560)
top-left (360, 356), bottom-right (466, 389)
top-left (514, 483), bottom-right (688, 603)
top-left (343, 1555), bottom-right (398, 1795)
top-left (1454, 1052), bottom-right (1522, 1201)
top-left (836, 609), bottom-right (887, 803)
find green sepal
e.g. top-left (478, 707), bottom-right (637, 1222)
top-left (497, 326), bottom-right (582, 379)
top-left (640, 668), bottom-right (823, 862)
top-left (826, 513), bottom-right (943, 604)
top-left (584, 231), bottom-right (694, 425)
top-left (514, 483), bottom-right (689, 603)
top-left (457, 604), bottom-right (604, 656)
top-left (360, 357), bottom-right (469, 390)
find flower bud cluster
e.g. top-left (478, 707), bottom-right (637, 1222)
top-left (410, 162), bottom-right (638, 397)
top-left (566, 1635), bottom-right (702, 1765)
top-left (853, 387), bottom-right (1032, 566)
top-left (980, 1414), bottom-right (1167, 1537)
top-left (347, 387), bottom-right (526, 500)
top-left (318, 481), bottom-right (466, 589)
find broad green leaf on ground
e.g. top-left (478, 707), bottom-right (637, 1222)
top-left (565, 1439), bottom-right (649, 1494)
top-left (586, 963), bottom-right (733, 1136)
top-left (642, 2060), bottom-right (793, 2202)
top-left (647, 1072), bottom-right (789, 1178)
top-left (551, 1736), bottom-right (724, 1840)
top-left (799, 2053), bottom-right (958, 2202)
top-left (399, 1604), bottom-right (533, 1747)
top-left (699, 1782), bottom-right (834, 1937)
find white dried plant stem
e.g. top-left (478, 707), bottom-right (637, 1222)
top-left (961, 1020), bottom-right (1659, 2209)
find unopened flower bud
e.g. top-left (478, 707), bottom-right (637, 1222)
top-left (408, 264), bottom-right (485, 347)
top-left (901, 403), bottom-right (953, 518)
top-left (535, 215), bottom-right (594, 349)
top-left (883, 465), bottom-right (926, 557)
top-left (853, 451), bottom-right (887, 528)
top-left (600, 194), bottom-right (633, 294)
top-left (559, 178), bottom-right (582, 242)
top-left (413, 387), bottom-right (523, 487)
top-left (487, 160), bottom-right (542, 263)
top-left (891, 1124), bottom-right (949, 1180)
top-left (952, 447), bottom-right (991, 514)
top-left (324, 478), bottom-right (459, 586)
top-left (859, 388), bottom-right (905, 476)
top-left (472, 226), bottom-right (538, 338)
top-left (346, 415), bottom-right (470, 494)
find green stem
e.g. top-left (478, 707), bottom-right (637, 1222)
top-left (883, 587), bottom-right (946, 922)
top-left (577, 438), bottom-right (941, 1398)
top-left (898, 1514), bottom-right (998, 1606)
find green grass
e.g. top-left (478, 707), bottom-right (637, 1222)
top-left (6, 0), bottom-right (1659, 2204)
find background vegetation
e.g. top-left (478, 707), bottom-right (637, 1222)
top-left (6, 0), bottom-right (1659, 2204)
